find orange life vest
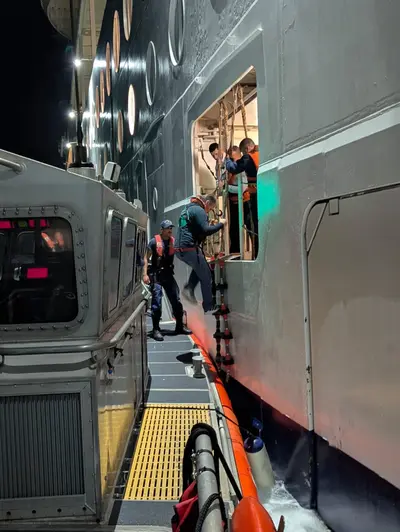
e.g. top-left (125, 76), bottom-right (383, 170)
top-left (228, 173), bottom-right (250, 203)
top-left (247, 150), bottom-right (259, 192)
top-left (41, 232), bottom-right (55, 250)
top-left (155, 234), bottom-right (175, 256)
top-left (190, 195), bottom-right (207, 210)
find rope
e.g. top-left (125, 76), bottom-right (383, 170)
top-left (237, 85), bottom-right (248, 138)
top-left (195, 493), bottom-right (223, 532)
top-left (229, 85), bottom-right (238, 150)
top-left (199, 138), bottom-right (216, 180)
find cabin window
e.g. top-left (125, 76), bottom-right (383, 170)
top-left (113, 11), bottom-right (121, 73)
top-left (118, 111), bottom-right (124, 153)
top-left (135, 229), bottom-right (146, 285)
top-left (0, 217), bottom-right (78, 325)
top-left (128, 85), bottom-right (136, 136)
top-left (168, 0), bottom-right (185, 66)
top-left (123, 0), bottom-right (132, 41)
top-left (192, 67), bottom-right (259, 261)
top-left (106, 42), bottom-right (112, 96)
top-left (146, 41), bottom-right (157, 106)
top-left (109, 215), bottom-right (122, 313)
top-left (123, 219), bottom-right (137, 300)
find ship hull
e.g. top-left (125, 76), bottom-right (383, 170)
top-left (83, 1), bottom-right (400, 530)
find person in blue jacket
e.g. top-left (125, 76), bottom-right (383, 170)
top-left (175, 195), bottom-right (227, 313)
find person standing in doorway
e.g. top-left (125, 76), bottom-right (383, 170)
top-left (143, 220), bottom-right (192, 341)
top-left (175, 195), bottom-right (226, 313)
top-left (225, 138), bottom-right (259, 257)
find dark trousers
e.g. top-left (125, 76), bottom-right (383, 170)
top-left (229, 199), bottom-right (252, 254)
top-left (150, 272), bottom-right (183, 329)
top-left (176, 249), bottom-right (213, 312)
top-left (249, 193), bottom-right (258, 258)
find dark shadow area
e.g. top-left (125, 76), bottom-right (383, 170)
top-left (176, 352), bottom-right (193, 364)
top-left (210, 0), bottom-right (229, 15)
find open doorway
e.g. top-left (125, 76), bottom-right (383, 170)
top-left (192, 68), bottom-right (259, 260)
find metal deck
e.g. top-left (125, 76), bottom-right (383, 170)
top-left (110, 303), bottom-right (213, 528)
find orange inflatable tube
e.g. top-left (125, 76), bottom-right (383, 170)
top-left (231, 497), bottom-right (278, 532)
top-left (191, 334), bottom-right (258, 499)
top-left (190, 334), bottom-right (279, 531)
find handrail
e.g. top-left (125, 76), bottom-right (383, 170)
top-left (0, 299), bottom-right (147, 356)
top-left (0, 157), bottom-right (25, 174)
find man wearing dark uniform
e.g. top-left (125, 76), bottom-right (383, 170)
top-left (143, 220), bottom-right (192, 342)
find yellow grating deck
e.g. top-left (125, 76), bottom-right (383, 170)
top-left (124, 404), bottom-right (210, 501)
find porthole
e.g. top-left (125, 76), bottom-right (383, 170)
top-left (100, 70), bottom-right (105, 112)
top-left (145, 41), bottom-right (157, 106)
top-left (117, 111), bottom-right (124, 154)
top-left (168, 0), bottom-right (185, 66)
top-left (95, 86), bottom-right (100, 128)
top-left (113, 11), bottom-right (121, 73)
top-left (105, 43), bottom-right (111, 96)
top-left (128, 85), bottom-right (136, 135)
top-left (123, 0), bottom-right (132, 41)
top-left (152, 187), bottom-right (158, 210)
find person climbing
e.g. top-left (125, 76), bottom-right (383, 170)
top-left (143, 220), bottom-right (192, 342)
top-left (225, 138), bottom-right (259, 257)
top-left (175, 195), bottom-right (227, 313)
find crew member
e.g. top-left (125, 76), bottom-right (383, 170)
top-left (225, 138), bottom-right (259, 256)
top-left (227, 146), bottom-right (250, 253)
top-left (209, 142), bottom-right (226, 189)
top-left (175, 195), bottom-right (226, 313)
top-left (143, 220), bottom-right (192, 342)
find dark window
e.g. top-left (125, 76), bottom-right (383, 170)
top-left (135, 229), bottom-right (146, 284)
top-left (0, 217), bottom-right (78, 324)
top-left (109, 215), bottom-right (122, 313)
top-left (123, 220), bottom-right (136, 300)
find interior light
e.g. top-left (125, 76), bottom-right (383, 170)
top-left (66, 142), bottom-right (72, 149)
top-left (68, 111), bottom-right (75, 119)
top-left (74, 58), bottom-right (82, 67)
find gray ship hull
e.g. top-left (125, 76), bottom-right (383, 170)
top-left (82, 1), bottom-right (400, 530)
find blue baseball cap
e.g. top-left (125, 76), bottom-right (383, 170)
top-left (160, 219), bottom-right (174, 229)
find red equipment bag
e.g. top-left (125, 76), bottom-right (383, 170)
top-left (171, 480), bottom-right (199, 532)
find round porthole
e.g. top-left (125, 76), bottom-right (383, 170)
top-left (113, 11), bottom-right (121, 73)
top-left (128, 85), bottom-right (136, 135)
top-left (123, 0), bottom-right (132, 41)
top-left (100, 70), bottom-right (105, 112)
top-left (145, 41), bottom-right (157, 106)
top-left (117, 111), bottom-right (124, 154)
top-left (95, 86), bottom-right (100, 128)
top-left (152, 187), bottom-right (158, 210)
top-left (105, 43), bottom-right (111, 96)
top-left (168, 0), bottom-right (185, 66)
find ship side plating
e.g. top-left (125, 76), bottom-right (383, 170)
top-left (79, 1), bottom-right (400, 531)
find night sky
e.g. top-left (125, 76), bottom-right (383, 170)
top-left (0, 1), bottom-right (72, 168)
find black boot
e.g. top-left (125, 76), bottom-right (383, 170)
top-left (152, 314), bottom-right (164, 341)
top-left (153, 329), bottom-right (164, 341)
top-left (175, 317), bottom-right (192, 335)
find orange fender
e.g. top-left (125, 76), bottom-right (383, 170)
top-left (190, 334), bottom-right (258, 499)
top-left (232, 497), bottom-right (277, 532)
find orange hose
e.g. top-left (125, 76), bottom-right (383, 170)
top-left (190, 334), bottom-right (258, 499)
